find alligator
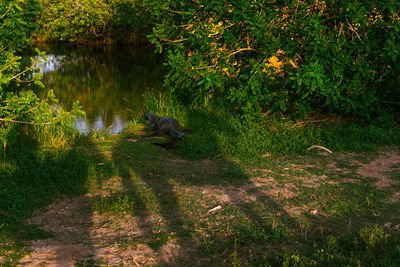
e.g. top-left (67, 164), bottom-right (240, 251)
top-left (142, 111), bottom-right (192, 149)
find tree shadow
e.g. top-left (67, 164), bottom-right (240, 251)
top-left (107, 110), bottom-right (300, 265)
top-left (0, 126), bottom-right (96, 264)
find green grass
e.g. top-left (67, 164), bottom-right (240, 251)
top-left (123, 106), bottom-right (400, 163)
top-left (1, 110), bottom-right (399, 265)
top-left (261, 225), bottom-right (400, 266)
top-left (93, 195), bottom-right (136, 215)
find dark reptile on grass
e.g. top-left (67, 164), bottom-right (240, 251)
top-left (142, 111), bottom-right (193, 149)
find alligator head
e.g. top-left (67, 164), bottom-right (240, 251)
top-left (144, 110), bottom-right (160, 124)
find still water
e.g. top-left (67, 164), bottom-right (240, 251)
top-left (24, 44), bottom-right (166, 133)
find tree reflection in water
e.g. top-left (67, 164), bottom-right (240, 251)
top-left (24, 44), bottom-right (166, 133)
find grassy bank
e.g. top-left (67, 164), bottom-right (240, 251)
top-left (1, 112), bottom-right (400, 265)
top-left (124, 106), bottom-right (400, 162)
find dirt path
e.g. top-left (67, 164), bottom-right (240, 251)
top-left (19, 195), bottom-right (159, 266)
top-left (18, 147), bottom-right (400, 266)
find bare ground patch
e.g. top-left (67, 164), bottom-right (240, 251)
top-left (19, 194), bottom-right (195, 266)
top-left (355, 149), bottom-right (400, 189)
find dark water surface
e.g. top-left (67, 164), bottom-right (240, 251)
top-left (23, 44), bottom-right (166, 133)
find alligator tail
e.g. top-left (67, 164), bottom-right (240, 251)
top-left (181, 128), bottom-right (194, 133)
top-left (177, 126), bottom-right (194, 132)
top-left (151, 139), bottom-right (184, 150)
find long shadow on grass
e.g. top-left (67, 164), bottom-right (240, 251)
top-left (109, 110), bottom-right (300, 264)
top-left (111, 138), bottom-right (195, 264)
top-left (0, 127), bottom-right (97, 265)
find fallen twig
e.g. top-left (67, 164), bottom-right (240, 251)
top-left (289, 118), bottom-right (328, 129)
top-left (208, 205), bottom-right (222, 213)
top-left (307, 145), bottom-right (333, 154)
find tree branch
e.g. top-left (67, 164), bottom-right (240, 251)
top-left (0, 0), bottom-right (16, 20)
top-left (9, 96), bottom-right (49, 120)
top-left (10, 57), bottom-right (41, 81)
top-left (162, 7), bottom-right (184, 15)
top-left (0, 118), bottom-right (52, 125)
top-left (161, 38), bottom-right (188, 44)
top-left (346, 20), bottom-right (362, 41)
top-left (0, 63), bottom-right (12, 73)
top-left (227, 47), bottom-right (265, 57)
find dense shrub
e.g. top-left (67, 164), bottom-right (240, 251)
top-left (145, 0), bottom-right (400, 117)
top-left (36, 0), bottom-right (151, 42)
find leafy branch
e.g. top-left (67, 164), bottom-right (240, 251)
top-left (0, 0), bottom-right (16, 20)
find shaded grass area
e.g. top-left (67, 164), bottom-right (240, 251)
top-left (0, 111), bottom-right (400, 265)
top-left (0, 131), bottom-right (94, 264)
top-left (127, 107), bottom-right (400, 163)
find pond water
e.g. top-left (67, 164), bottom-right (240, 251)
top-left (23, 44), bottom-right (166, 133)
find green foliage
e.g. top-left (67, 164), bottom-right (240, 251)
top-left (145, 0), bottom-right (400, 117)
top-left (93, 195), bottom-right (136, 215)
top-left (1, 1), bottom-right (85, 152)
top-left (36, 0), bottom-right (151, 42)
top-left (263, 225), bottom-right (400, 266)
top-left (0, 0), bottom-right (39, 51)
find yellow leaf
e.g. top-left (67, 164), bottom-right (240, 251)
top-left (268, 56), bottom-right (279, 65)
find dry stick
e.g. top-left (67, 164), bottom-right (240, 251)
top-left (9, 96), bottom-right (49, 120)
top-left (194, 63), bottom-right (217, 70)
top-left (10, 57), bottom-right (41, 81)
top-left (0, 63), bottom-right (12, 73)
top-left (173, 23), bottom-right (194, 28)
top-left (162, 7), bottom-right (184, 15)
top-left (74, 1), bottom-right (89, 13)
top-left (307, 145), bottom-right (333, 154)
top-left (238, 57), bottom-right (269, 92)
top-left (337, 22), bottom-right (344, 41)
top-left (1, 105), bottom-right (77, 125)
top-left (161, 38), bottom-right (188, 44)
top-left (3, 141), bottom-right (5, 162)
top-left (14, 77), bottom-right (36, 83)
top-left (379, 100), bottom-right (400, 105)
top-left (0, 118), bottom-right (52, 125)
top-left (0, 41), bottom-right (14, 52)
top-left (294, 0), bottom-right (300, 13)
top-left (194, 47), bottom-right (262, 70)
top-left (0, 0), bottom-right (16, 20)
top-left (227, 47), bottom-right (265, 57)
top-left (289, 118), bottom-right (329, 129)
top-left (346, 20), bottom-right (362, 42)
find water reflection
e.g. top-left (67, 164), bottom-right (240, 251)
top-left (23, 44), bottom-right (166, 133)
